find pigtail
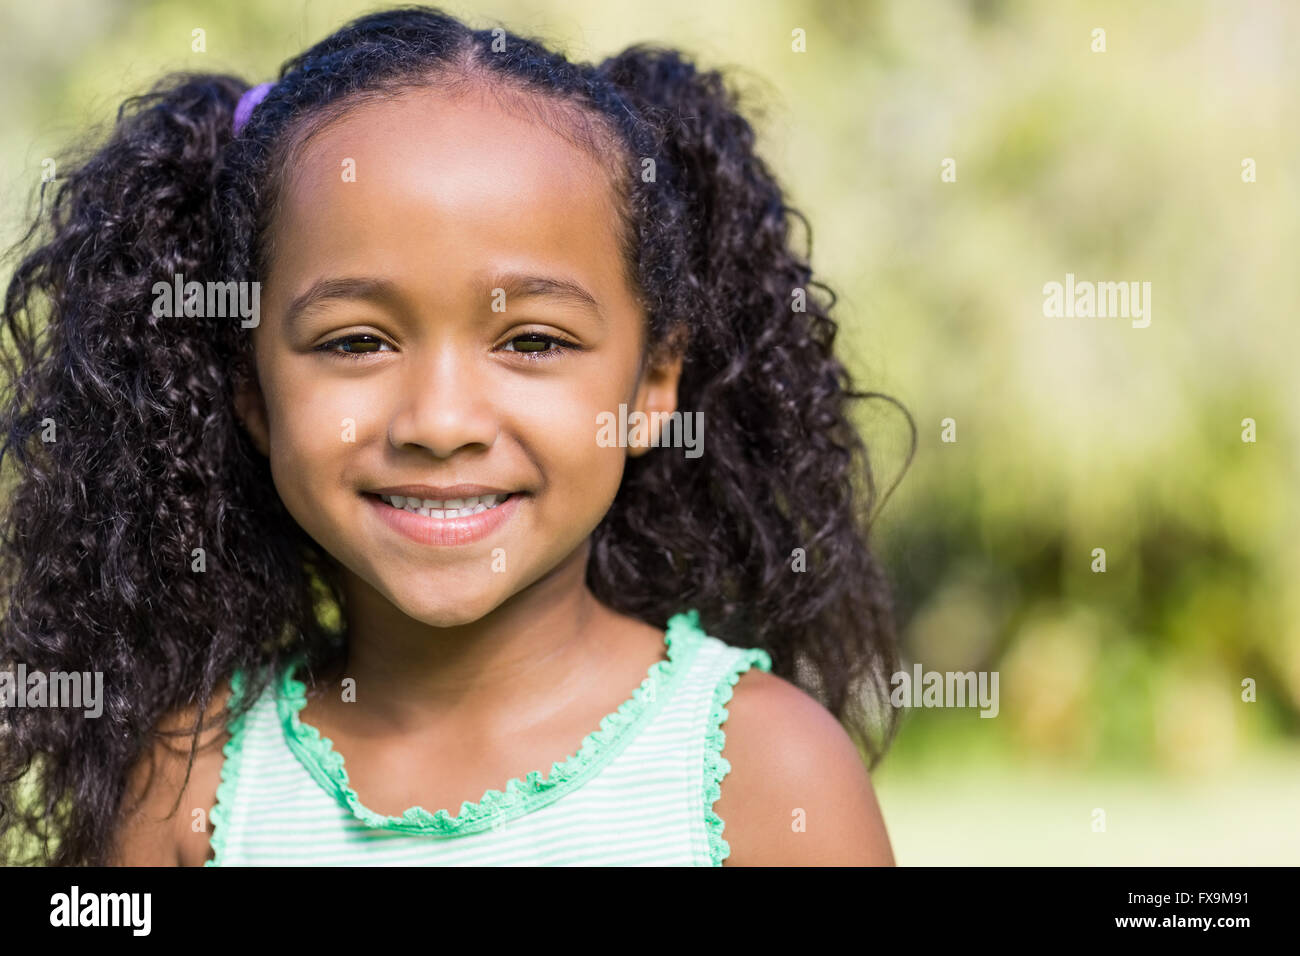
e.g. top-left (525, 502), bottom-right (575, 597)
top-left (593, 46), bottom-right (913, 767)
top-left (0, 73), bottom-right (325, 865)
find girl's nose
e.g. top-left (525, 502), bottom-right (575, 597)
top-left (386, 346), bottom-right (499, 458)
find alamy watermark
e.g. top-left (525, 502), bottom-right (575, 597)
top-left (0, 665), bottom-right (103, 718)
top-left (596, 403), bottom-right (704, 458)
top-left (1042, 272), bottom-right (1151, 328)
top-left (152, 273), bottom-right (260, 328)
top-left (890, 663), bottom-right (999, 718)
top-left (50, 886), bottom-right (150, 936)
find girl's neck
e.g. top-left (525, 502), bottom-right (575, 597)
top-left (318, 543), bottom-right (623, 739)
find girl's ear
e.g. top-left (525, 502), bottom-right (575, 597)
top-left (233, 372), bottom-right (271, 458)
top-left (627, 325), bottom-right (688, 459)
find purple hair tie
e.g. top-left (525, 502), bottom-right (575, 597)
top-left (232, 82), bottom-right (274, 136)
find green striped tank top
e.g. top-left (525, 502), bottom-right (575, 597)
top-left (206, 609), bottom-right (772, 866)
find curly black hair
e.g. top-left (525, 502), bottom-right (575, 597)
top-left (0, 5), bottom-right (915, 866)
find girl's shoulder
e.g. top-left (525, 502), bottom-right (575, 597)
top-left (111, 678), bottom-right (237, 866)
top-left (712, 666), bottom-right (896, 866)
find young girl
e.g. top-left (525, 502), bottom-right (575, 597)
top-left (0, 5), bottom-right (913, 866)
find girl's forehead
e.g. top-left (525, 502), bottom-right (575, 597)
top-left (282, 87), bottom-right (618, 211)
top-left (264, 90), bottom-right (632, 313)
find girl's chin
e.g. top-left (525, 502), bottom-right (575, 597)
top-left (380, 587), bottom-right (509, 628)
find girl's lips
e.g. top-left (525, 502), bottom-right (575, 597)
top-left (364, 492), bottom-right (522, 547)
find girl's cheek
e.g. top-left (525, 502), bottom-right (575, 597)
top-left (265, 376), bottom-right (363, 489)
top-left (289, 358), bottom-right (386, 429)
top-left (528, 385), bottom-right (617, 460)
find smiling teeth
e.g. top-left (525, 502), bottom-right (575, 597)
top-left (378, 493), bottom-right (510, 518)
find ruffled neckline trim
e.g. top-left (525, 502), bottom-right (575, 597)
top-left (274, 609), bottom-right (708, 837)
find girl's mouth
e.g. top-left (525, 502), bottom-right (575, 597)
top-left (363, 492), bottom-right (522, 547)
top-left (374, 492), bottom-right (514, 518)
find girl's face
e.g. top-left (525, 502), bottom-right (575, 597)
top-left (235, 86), bottom-right (682, 627)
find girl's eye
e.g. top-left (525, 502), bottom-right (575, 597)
top-left (315, 334), bottom-right (393, 360)
top-left (499, 332), bottom-right (579, 361)
top-left (314, 332), bottom-right (579, 362)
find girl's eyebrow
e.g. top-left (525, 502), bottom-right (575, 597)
top-left (482, 271), bottom-right (604, 321)
top-left (284, 276), bottom-right (402, 331)
top-left (284, 272), bottom-right (604, 330)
